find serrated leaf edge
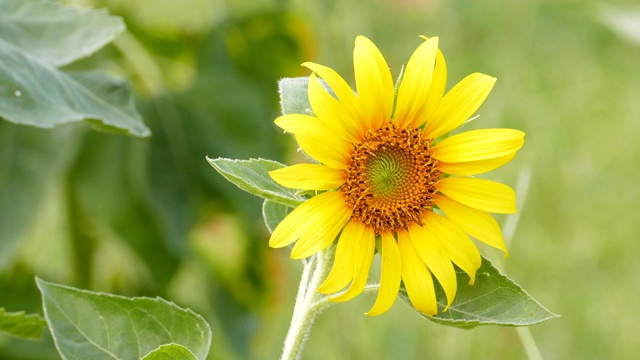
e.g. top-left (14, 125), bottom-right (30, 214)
top-left (399, 257), bottom-right (559, 328)
top-left (206, 156), bottom-right (304, 208)
top-left (35, 277), bottom-right (212, 360)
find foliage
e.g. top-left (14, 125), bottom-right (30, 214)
top-left (0, 308), bottom-right (47, 340)
top-left (207, 158), bottom-right (305, 208)
top-left (37, 278), bottom-right (211, 360)
top-left (141, 344), bottom-right (198, 360)
top-left (401, 257), bottom-right (557, 328)
top-left (0, 0), bottom-right (309, 358)
top-left (0, 0), bottom-right (148, 136)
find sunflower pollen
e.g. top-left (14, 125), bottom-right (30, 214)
top-left (342, 123), bottom-right (441, 234)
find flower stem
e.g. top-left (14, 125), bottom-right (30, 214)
top-left (281, 249), bottom-right (334, 360)
top-left (503, 168), bottom-right (543, 360)
top-left (516, 327), bottom-right (543, 360)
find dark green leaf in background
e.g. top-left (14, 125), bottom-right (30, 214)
top-left (0, 46), bottom-right (149, 136)
top-left (399, 257), bottom-right (559, 328)
top-left (0, 307), bottom-right (47, 340)
top-left (37, 278), bottom-right (211, 360)
top-left (66, 130), bottom-right (181, 288)
top-left (0, 0), bottom-right (149, 137)
top-left (0, 122), bottom-right (82, 269)
top-left (0, 0), bottom-right (124, 67)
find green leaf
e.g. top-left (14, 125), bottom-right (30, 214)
top-left (399, 257), bottom-right (558, 328)
top-left (67, 130), bottom-right (180, 285)
top-left (36, 278), bottom-right (212, 360)
top-left (0, 122), bottom-right (82, 269)
top-left (0, 0), bottom-right (124, 67)
top-left (207, 157), bottom-right (304, 208)
top-left (141, 344), bottom-right (198, 360)
top-left (0, 308), bottom-right (47, 340)
top-left (0, 43), bottom-right (150, 136)
top-left (278, 77), bottom-right (311, 115)
top-left (68, 71), bottom-right (150, 137)
top-left (0, 0), bottom-right (150, 137)
top-left (262, 199), bottom-right (291, 234)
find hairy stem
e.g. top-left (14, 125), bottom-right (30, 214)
top-left (280, 248), bottom-right (335, 360)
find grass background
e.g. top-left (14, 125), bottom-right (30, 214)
top-left (1, 0), bottom-right (639, 358)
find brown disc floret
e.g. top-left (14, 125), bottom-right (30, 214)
top-left (342, 123), bottom-right (441, 234)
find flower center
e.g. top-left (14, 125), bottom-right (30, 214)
top-left (342, 123), bottom-right (441, 234)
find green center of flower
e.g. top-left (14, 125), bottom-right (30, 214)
top-left (342, 123), bottom-right (442, 234)
top-left (367, 152), bottom-right (406, 196)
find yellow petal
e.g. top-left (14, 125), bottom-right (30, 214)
top-left (435, 195), bottom-right (508, 256)
top-left (422, 212), bottom-right (481, 284)
top-left (397, 230), bottom-right (437, 316)
top-left (269, 164), bottom-right (344, 190)
top-left (437, 177), bottom-right (517, 214)
top-left (353, 36), bottom-right (394, 130)
top-left (329, 221), bottom-right (375, 302)
top-left (423, 73), bottom-right (496, 139)
top-left (308, 73), bottom-right (363, 142)
top-left (318, 220), bottom-right (359, 294)
top-left (408, 223), bottom-right (457, 310)
top-left (302, 61), bottom-right (361, 120)
top-left (270, 191), bottom-right (351, 249)
top-left (290, 195), bottom-right (352, 259)
top-left (394, 37), bottom-right (439, 128)
top-left (438, 153), bottom-right (516, 176)
top-left (275, 114), bottom-right (312, 133)
top-left (431, 129), bottom-right (525, 163)
top-left (366, 232), bottom-right (401, 316)
top-left (294, 116), bottom-right (352, 169)
top-left (411, 42), bottom-right (448, 129)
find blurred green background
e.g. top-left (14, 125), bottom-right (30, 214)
top-left (1, 0), bottom-right (639, 358)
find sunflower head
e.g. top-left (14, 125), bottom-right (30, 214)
top-left (344, 123), bottom-right (441, 234)
top-left (269, 35), bottom-right (524, 316)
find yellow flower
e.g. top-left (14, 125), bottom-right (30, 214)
top-left (269, 36), bottom-right (524, 316)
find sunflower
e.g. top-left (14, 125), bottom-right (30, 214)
top-left (268, 36), bottom-right (524, 316)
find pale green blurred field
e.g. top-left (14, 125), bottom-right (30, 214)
top-left (3, 0), bottom-right (640, 359)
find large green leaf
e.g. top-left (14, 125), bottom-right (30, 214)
top-left (399, 257), bottom-right (558, 328)
top-left (0, 44), bottom-right (149, 136)
top-left (0, 0), bottom-right (124, 67)
top-left (207, 157), bottom-right (304, 208)
top-left (0, 0), bottom-right (149, 137)
top-left (141, 344), bottom-right (198, 360)
top-left (0, 307), bottom-right (47, 340)
top-left (36, 278), bottom-right (211, 360)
